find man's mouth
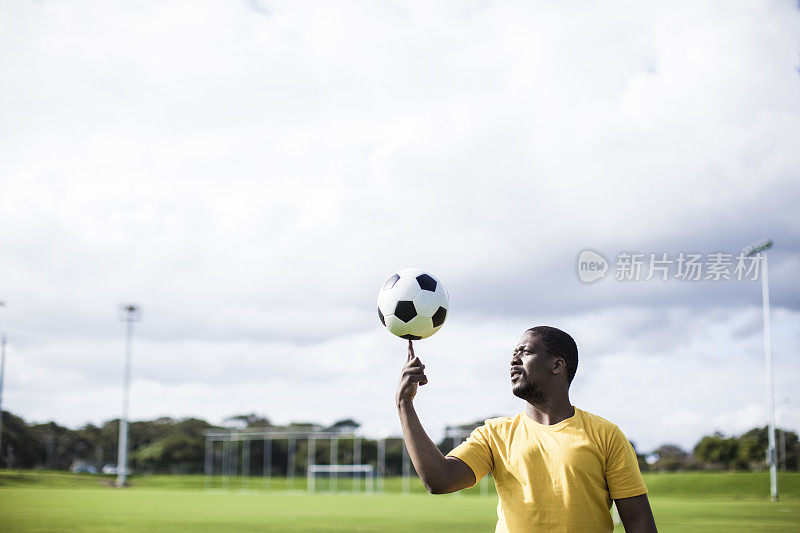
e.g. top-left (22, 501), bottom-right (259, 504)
top-left (510, 368), bottom-right (523, 379)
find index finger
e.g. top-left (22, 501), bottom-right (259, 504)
top-left (407, 339), bottom-right (415, 362)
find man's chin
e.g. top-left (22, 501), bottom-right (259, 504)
top-left (511, 383), bottom-right (530, 399)
top-left (512, 382), bottom-right (546, 404)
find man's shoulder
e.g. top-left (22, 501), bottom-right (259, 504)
top-left (479, 414), bottom-right (524, 434)
top-left (578, 408), bottom-right (620, 430)
top-left (484, 414), bottom-right (515, 424)
top-left (577, 407), bottom-right (626, 439)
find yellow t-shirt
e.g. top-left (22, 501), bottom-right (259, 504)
top-left (447, 407), bottom-right (647, 533)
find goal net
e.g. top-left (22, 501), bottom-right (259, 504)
top-left (307, 464), bottom-right (374, 493)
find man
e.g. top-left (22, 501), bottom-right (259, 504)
top-left (396, 326), bottom-right (657, 532)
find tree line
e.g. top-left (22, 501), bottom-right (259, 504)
top-left (0, 410), bottom-right (797, 474)
top-left (643, 428), bottom-right (798, 472)
top-left (0, 411), bottom-right (407, 475)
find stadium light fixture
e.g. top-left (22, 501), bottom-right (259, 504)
top-left (116, 304), bottom-right (141, 487)
top-left (742, 238), bottom-right (777, 501)
top-left (743, 238), bottom-right (773, 257)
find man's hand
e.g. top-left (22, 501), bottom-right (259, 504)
top-left (395, 340), bottom-right (428, 407)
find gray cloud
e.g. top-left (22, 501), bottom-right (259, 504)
top-left (1, 0), bottom-right (798, 451)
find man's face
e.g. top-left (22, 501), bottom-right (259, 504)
top-left (510, 331), bottom-right (551, 403)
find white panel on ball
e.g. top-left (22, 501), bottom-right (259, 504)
top-left (390, 275), bottom-right (422, 303)
top-left (413, 290), bottom-right (445, 317)
top-left (377, 290), bottom-right (397, 317)
top-left (395, 267), bottom-right (427, 278)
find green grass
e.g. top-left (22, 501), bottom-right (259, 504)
top-left (0, 470), bottom-right (496, 495)
top-left (1, 470), bottom-right (799, 532)
top-left (649, 497), bottom-right (800, 532)
top-left (643, 471), bottom-right (800, 499)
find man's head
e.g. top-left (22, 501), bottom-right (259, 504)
top-left (510, 326), bottom-right (579, 404)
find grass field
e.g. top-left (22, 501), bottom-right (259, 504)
top-left (1, 470), bottom-right (799, 532)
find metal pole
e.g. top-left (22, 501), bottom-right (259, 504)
top-left (377, 438), bottom-right (385, 493)
top-left (353, 435), bottom-right (361, 493)
top-left (242, 439), bottom-right (250, 490)
top-left (331, 437), bottom-right (338, 492)
top-left (222, 439), bottom-right (230, 490)
top-left (263, 438), bottom-right (271, 491)
top-left (117, 314), bottom-right (134, 487)
top-left (288, 436), bottom-right (296, 490)
top-left (229, 436), bottom-right (238, 483)
top-left (760, 253), bottom-right (778, 501)
top-left (307, 436), bottom-right (316, 493)
top-left (204, 437), bottom-right (212, 490)
top-left (744, 239), bottom-right (777, 502)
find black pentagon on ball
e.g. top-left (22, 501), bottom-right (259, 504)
top-left (432, 306), bottom-right (447, 328)
top-left (382, 273), bottom-right (400, 290)
top-left (416, 273), bottom-right (437, 292)
top-left (378, 307), bottom-right (385, 326)
top-left (393, 300), bottom-right (417, 323)
top-left (401, 334), bottom-right (422, 340)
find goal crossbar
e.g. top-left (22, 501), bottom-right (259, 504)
top-left (307, 464), bottom-right (374, 493)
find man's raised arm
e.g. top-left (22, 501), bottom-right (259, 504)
top-left (396, 340), bottom-right (476, 494)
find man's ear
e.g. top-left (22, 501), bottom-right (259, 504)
top-left (552, 357), bottom-right (566, 376)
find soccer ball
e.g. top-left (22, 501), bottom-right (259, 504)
top-left (377, 268), bottom-right (449, 340)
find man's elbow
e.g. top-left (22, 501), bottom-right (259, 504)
top-left (421, 458), bottom-right (476, 494)
top-left (422, 479), bottom-right (457, 495)
top-left (425, 487), bottom-right (455, 494)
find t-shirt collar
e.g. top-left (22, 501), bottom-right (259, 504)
top-left (521, 406), bottom-right (580, 431)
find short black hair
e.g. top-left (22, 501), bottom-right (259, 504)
top-left (527, 326), bottom-right (579, 385)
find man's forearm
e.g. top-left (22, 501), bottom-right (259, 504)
top-left (397, 400), bottom-right (452, 493)
top-left (616, 495), bottom-right (658, 533)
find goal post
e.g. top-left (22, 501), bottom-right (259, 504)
top-left (307, 464), bottom-right (374, 494)
top-left (204, 429), bottom-right (394, 494)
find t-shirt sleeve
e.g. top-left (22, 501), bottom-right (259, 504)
top-left (605, 425), bottom-right (648, 500)
top-left (446, 424), bottom-right (493, 486)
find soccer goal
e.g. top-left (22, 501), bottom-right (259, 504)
top-left (307, 464), bottom-right (374, 494)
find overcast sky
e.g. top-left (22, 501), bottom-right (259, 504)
top-left (1, 0), bottom-right (798, 453)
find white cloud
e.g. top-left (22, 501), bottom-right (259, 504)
top-left (0, 0), bottom-right (798, 453)
top-left (5, 305), bottom-right (799, 452)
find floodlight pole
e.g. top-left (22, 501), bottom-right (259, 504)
top-left (117, 304), bottom-right (141, 487)
top-left (744, 239), bottom-right (777, 502)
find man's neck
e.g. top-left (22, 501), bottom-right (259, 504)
top-left (523, 396), bottom-right (574, 426)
